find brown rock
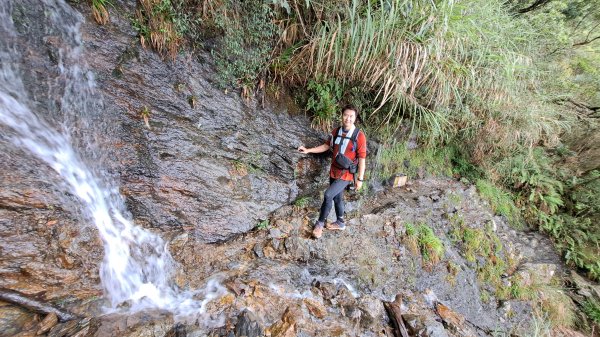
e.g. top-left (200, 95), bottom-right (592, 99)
top-left (37, 312), bottom-right (58, 335)
top-left (435, 303), bottom-right (464, 327)
top-left (263, 245), bottom-right (276, 259)
top-left (274, 220), bottom-right (294, 235)
top-left (303, 298), bottom-right (327, 319)
top-left (267, 306), bottom-right (300, 337)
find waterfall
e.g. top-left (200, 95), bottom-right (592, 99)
top-left (0, 0), bottom-right (225, 324)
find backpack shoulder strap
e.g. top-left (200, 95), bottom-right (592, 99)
top-left (331, 127), bottom-right (341, 147)
top-left (350, 128), bottom-right (360, 153)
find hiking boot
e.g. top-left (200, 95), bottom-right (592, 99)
top-left (326, 220), bottom-right (346, 230)
top-left (312, 221), bottom-right (325, 239)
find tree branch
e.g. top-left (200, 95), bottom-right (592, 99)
top-left (0, 288), bottom-right (79, 322)
top-left (574, 34), bottom-right (600, 47)
top-left (517, 0), bottom-right (553, 13)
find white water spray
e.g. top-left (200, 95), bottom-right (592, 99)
top-left (0, 0), bottom-right (226, 323)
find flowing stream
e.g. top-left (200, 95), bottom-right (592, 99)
top-left (0, 0), bottom-right (225, 324)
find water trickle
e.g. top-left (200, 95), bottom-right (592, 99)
top-left (0, 0), bottom-right (226, 324)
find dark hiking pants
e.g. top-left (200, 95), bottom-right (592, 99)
top-left (318, 178), bottom-right (351, 223)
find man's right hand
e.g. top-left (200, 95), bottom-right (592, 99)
top-left (298, 146), bottom-right (309, 154)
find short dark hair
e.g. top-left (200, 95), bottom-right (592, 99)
top-left (341, 104), bottom-right (358, 116)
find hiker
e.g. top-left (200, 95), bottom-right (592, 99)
top-left (297, 104), bottom-right (367, 239)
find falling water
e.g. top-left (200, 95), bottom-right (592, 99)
top-left (0, 0), bottom-right (226, 324)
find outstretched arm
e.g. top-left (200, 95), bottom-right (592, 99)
top-left (298, 143), bottom-right (330, 154)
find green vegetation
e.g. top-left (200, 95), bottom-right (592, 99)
top-left (305, 78), bottom-right (343, 132)
top-left (132, 0), bottom-right (191, 59)
top-left (139, 106), bottom-right (151, 128)
top-left (375, 142), bottom-right (453, 180)
top-left (403, 223), bottom-right (444, 267)
top-left (292, 196), bottom-right (312, 209)
top-left (256, 219), bottom-right (270, 230)
top-left (205, 0), bottom-right (278, 90)
top-left (475, 180), bottom-right (521, 227)
top-left (582, 299), bottom-right (600, 324)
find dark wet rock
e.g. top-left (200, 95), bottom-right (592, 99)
top-left (283, 236), bottom-right (311, 262)
top-left (233, 310), bottom-right (263, 337)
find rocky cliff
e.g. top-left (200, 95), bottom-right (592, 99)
top-left (0, 1), bottom-right (597, 337)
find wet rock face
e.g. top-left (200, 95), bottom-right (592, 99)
top-left (79, 2), bottom-right (329, 242)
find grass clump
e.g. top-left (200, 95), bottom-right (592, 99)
top-left (256, 219), bottom-right (270, 230)
top-left (403, 223), bottom-right (444, 267)
top-left (91, 0), bottom-right (110, 25)
top-left (475, 179), bottom-right (521, 227)
top-left (533, 283), bottom-right (577, 329)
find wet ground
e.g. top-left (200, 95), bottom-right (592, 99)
top-left (0, 177), bottom-right (566, 337)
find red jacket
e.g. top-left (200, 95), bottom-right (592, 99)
top-left (324, 127), bottom-right (367, 181)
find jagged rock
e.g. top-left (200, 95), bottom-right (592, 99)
top-left (303, 298), bottom-right (327, 319)
top-left (516, 263), bottom-right (557, 287)
top-left (253, 242), bottom-right (265, 258)
top-left (315, 281), bottom-right (337, 301)
top-left (570, 271), bottom-right (600, 301)
top-left (273, 220), bottom-right (294, 236)
top-left (283, 236), bottom-right (310, 261)
top-left (0, 303), bottom-right (35, 337)
top-left (267, 306), bottom-right (299, 337)
top-left (269, 228), bottom-right (284, 240)
top-left (402, 314), bottom-right (449, 337)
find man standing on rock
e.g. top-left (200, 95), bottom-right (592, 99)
top-left (298, 105), bottom-right (367, 239)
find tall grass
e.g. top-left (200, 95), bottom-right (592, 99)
top-left (284, 0), bottom-right (570, 154)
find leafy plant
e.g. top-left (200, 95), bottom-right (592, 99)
top-left (582, 299), bottom-right (600, 324)
top-left (293, 196), bottom-right (312, 209)
top-left (256, 219), bottom-right (270, 230)
top-left (305, 78), bottom-right (343, 131)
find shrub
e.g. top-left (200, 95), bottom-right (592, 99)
top-left (131, 0), bottom-right (195, 59)
top-left (305, 78), bottom-right (343, 131)
top-left (210, 0), bottom-right (278, 89)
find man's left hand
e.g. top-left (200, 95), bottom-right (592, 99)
top-left (355, 180), bottom-right (363, 191)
